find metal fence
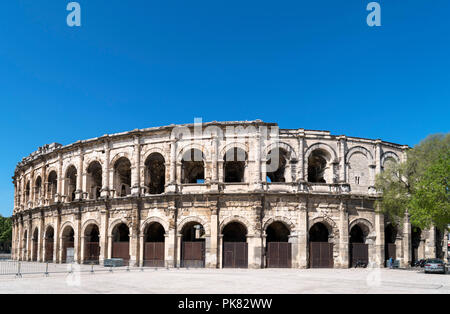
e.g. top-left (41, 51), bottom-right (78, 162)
top-left (0, 260), bottom-right (180, 278)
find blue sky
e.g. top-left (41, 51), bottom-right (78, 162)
top-left (0, 1), bottom-right (449, 216)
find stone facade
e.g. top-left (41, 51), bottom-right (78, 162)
top-left (10, 121), bottom-right (446, 268)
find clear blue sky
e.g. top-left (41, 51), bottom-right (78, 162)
top-left (0, 1), bottom-right (449, 216)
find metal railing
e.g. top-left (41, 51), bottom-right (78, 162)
top-left (0, 260), bottom-right (182, 278)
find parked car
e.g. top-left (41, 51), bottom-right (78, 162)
top-left (424, 259), bottom-right (446, 274)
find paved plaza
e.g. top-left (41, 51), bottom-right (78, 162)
top-left (0, 266), bottom-right (448, 294)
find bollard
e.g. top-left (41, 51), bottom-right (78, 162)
top-left (44, 262), bottom-right (49, 277)
top-left (90, 263), bottom-right (94, 274)
top-left (109, 266), bottom-right (113, 273)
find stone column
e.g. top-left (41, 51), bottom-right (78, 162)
top-left (18, 219), bottom-right (23, 260)
top-left (176, 234), bottom-right (182, 268)
top-left (42, 165), bottom-right (47, 204)
top-left (374, 210), bottom-right (385, 267)
top-left (218, 235), bottom-right (223, 268)
top-left (166, 227), bottom-right (176, 268)
top-left (338, 136), bottom-right (346, 182)
top-left (27, 216), bottom-right (32, 261)
top-left (425, 227), bottom-right (436, 259)
top-left (129, 213), bottom-right (140, 267)
top-left (247, 234), bottom-right (262, 269)
top-left (101, 139), bottom-right (111, 198)
top-left (298, 202), bottom-right (308, 268)
top-left (207, 204), bottom-right (219, 268)
top-left (54, 210), bottom-right (61, 263)
top-left (402, 213), bottom-right (412, 268)
top-left (99, 208), bottom-right (109, 264)
top-left (80, 236), bottom-right (86, 263)
top-left (131, 135), bottom-right (141, 195)
top-left (57, 152), bottom-right (63, 202)
top-left (261, 233), bottom-right (267, 268)
top-left (338, 199), bottom-right (349, 268)
top-left (74, 210), bottom-right (82, 263)
top-left (289, 234), bottom-right (299, 268)
top-left (210, 136), bottom-right (219, 191)
top-left (139, 235), bottom-right (145, 267)
top-left (75, 146), bottom-right (84, 200)
top-left (297, 130), bottom-right (305, 182)
top-left (375, 140), bottom-right (382, 174)
top-left (166, 139), bottom-right (177, 193)
top-left (39, 211), bottom-right (45, 262)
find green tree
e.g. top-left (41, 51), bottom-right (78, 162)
top-left (375, 133), bottom-right (450, 231)
top-left (0, 215), bottom-right (12, 242)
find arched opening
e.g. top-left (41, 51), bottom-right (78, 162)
top-left (144, 153), bottom-right (166, 194)
top-left (181, 222), bottom-right (205, 268)
top-left (266, 149), bottom-right (288, 183)
top-left (61, 226), bottom-right (75, 263)
top-left (224, 148), bottom-right (247, 183)
top-left (34, 177), bottom-right (42, 203)
top-left (349, 224), bottom-right (369, 267)
top-left (87, 161), bottom-right (102, 200)
top-left (222, 222), bottom-right (248, 268)
top-left (266, 222), bottom-right (291, 268)
top-left (112, 223), bottom-right (130, 263)
top-left (44, 226), bottom-right (54, 262)
top-left (65, 166), bottom-right (77, 202)
top-left (307, 149), bottom-right (331, 183)
top-left (84, 224), bottom-right (100, 264)
top-left (411, 227), bottom-right (421, 264)
top-left (144, 222), bottom-right (165, 267)
top-left (114, 158), bottom-right (131, 197)
top-left (309, 222), bottom-right (333, 268)
top-left (384, 224), bottom-right (397, 264)
top-left (25, 181), bottom-right (30, 203)
top-left (181, 149), bottom-right (205, 184)
top-left (47, 171), bottom-right (58, 201)
top-left (32, 228), bottom-right (39, 261)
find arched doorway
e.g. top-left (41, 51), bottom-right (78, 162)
top-left (144, 222), bottom-right (165, 267)
top-left (114, 158), bottom-right (131, 197)
top-left (309, 222), bottom-right (333, 268)
top-left (181, 222), bottom-right (205, 268)
top-left (112, 223), bottom-right (130, 263)
top-left (32, 228), bottom-right (39, 261)
top-left (47, 171), bottom-right (58, 201)
top-left (384, 224), bottom-right (397, 264)
top-left (144, 153), bottom-right (166, 194)
top-left (307, 149), bottom-right (331, 183)
top-left (411, 227), bottom-right (421, 264)
top-left (61, 226), bottom-right (75, 263)
top-left (222, 222), bottom-right (248, 268)
top-left (44, 226), bottom-right (54, 262)
top-left (65, 166), bottom-right (77, 202)
top-left (266, 222), bottom-right (291, 268)
top-left (223, 148), bottom-right (247, 183)
top-left (84, 224), bottom-right (100, 264)
top-left (349, 224), bottom-right (369, 267)
top-left (87, 161), bottom-right (102, 200)
top-left (181, 149), bottom-right (205, 184)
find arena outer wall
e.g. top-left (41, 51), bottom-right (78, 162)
top-left (10, 121), bottom-right (446, 268)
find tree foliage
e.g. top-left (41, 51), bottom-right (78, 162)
top-left (0, 215), bottom-right (12, 242)
top-left (375, 133), bottom-right (450, 231)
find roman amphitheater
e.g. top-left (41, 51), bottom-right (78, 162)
top-left (10, 121), bottom-right (446, 269)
